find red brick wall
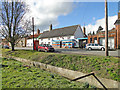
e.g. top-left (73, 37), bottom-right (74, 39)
top-left (115, 25), bottom-right (120, 48)
top-left (87, 30), bottom-right (117, 49)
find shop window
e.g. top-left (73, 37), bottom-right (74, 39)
top-left (67, 36), bottom-right (70, 39)
top-left (90, 38), bottom-right (92, 43)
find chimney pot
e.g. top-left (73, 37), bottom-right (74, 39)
top-left (83, 27), bottom-right (86, 35)
top-left (37, 29), bottom-right (40, 34)
top-left (49, 24), bottom-right (52, 31)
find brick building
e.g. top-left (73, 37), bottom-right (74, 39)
top-left (27, 29), bottom-right (42, 47)
top-left (87, 12), bottom-right (120, 49)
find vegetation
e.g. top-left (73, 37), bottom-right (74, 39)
top-left (2, 58), bottom-right (96, 88)
top-left (2, 49), bottom-right (120, 82)
top-left (0, 2), bottom-right (31, 51)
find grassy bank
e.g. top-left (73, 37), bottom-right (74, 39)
top-left (2, 49), bottom-right (120, 82)
top-left (2, 58), bottom-right (96, 88)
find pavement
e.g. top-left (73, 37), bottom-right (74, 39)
top-left (14, 47), bottom-right (120, 57)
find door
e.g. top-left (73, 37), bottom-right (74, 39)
top-left (34, 40), bottom-right (39, 50)
top-left (60, 41), bottom-right (62, 48)
top-left (108, 37), bottom-right (114, 49)
top-left (100, 38), bottom-right (105, 46)
top-left (99, 37), bottom-right (114, 49)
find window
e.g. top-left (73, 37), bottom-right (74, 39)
top-left (48, 42), bottom-right (50, 44)
top-left (87, 44), bottom-right (91, 46)
top-left (92, 44), bottom-right (94, 46)
top-left (90, 38), bottom-right (92, 43)
top-left (67, 36), bottom-right (70, 39)
top-left (95, 44), bottom-right (98, 46)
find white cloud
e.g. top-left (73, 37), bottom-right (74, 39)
top-left (25, 0), bottom-right (74, 32)
top-left (84, 15), bottom-right (117, 35)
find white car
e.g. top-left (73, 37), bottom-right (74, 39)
top-left (86, 43), bottom-right (105, 51)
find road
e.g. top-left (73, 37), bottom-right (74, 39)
top-left (14, 47), bottom-right (120, 57)
top-left (56, 48), bottom-right (119, 57)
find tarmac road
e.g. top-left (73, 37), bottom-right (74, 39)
top-left (14, 47), bottom-right (120, 57)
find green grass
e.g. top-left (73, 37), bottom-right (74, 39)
top-left (2, 49), bottom-right (120, 82)
top-left (2, 58), bottom-right (96, 88)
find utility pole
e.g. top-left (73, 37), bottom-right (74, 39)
top-left (105, 0), bottom-right (109, 56)
top-left (32, 17), bottom-right (34, 51)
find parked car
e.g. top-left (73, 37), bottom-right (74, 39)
top-left (37, 44), bottom-right (55, 52)
top-left (3, 45), bottom-right (9, 49)
top-left (86, 43), bottom-right (105, 51)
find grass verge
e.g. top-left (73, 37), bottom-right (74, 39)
top-left (2, 49), bottom-right (120, 82)
top-left (2, 57), bottom-right (96, 88)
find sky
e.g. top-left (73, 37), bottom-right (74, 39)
top-left (0, 0), bottom-right (119, 35)
top-left (24, 0), bottom-right (118, 35)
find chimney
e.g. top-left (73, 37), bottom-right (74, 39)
top-left (49, 24), bottom-right (52, 31)
top-left (118, 10), bottom-right (120, 19)
top-left (37, 29), bottom-right (40, 34)
top-left (83, 26), bottom-right (86, 35)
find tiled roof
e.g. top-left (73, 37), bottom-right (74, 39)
top-left (28, 33), bottom-right (42, 39)
top-left (39, 25), bottom-right (80, 39)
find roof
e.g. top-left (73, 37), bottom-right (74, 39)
top-left (39, 25), bottom-right (80, 39)
top-left (114, 19), bottom-right (120, 25)
top-left (28, 33), bottom-right (42, 39)
top-left (88, 28), bottom-right (116, 36)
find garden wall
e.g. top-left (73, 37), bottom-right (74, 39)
top-left (6, 56), bottom-right (120, 89)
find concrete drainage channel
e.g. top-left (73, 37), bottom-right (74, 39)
top-left (4, 56), bottom-right (120, 89)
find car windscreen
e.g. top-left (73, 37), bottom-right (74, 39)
top-left (46, 44), bottom-right (52, 47)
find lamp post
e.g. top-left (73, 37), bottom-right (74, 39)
top-left (105, 0), bottom-right (109, 56)
top-left (32, 17), bottom-right (34, 51)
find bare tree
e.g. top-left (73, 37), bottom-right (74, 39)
top-left (0, 1), bottom-right (31, 51)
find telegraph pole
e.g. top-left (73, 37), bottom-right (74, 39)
top-left (32, 17), bottom-right (34, 51)
top-left (105, 0), bottom-right (109, 56)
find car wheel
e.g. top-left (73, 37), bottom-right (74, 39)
top-left (88, 47), bottom-right (92, 51)
top-left (101, 48), bottom-right (105, 51)
top-left (45, 49), bottom-right (47, 52)
top-left (38, 49), bottom-right (40, 52)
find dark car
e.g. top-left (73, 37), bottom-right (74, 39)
top-left (3, 45), bottom-right (9, 49)
top-left (38, 44), bottom-right (55, 52)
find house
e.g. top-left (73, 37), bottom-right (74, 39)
top-left (15, 37), bottom-right (27, 47)
top-left (38, 24), bottom-right (87, 48)
top-left (27, 29), bottom-right (42, 47)
top-left (87, 11), bottom-right (120, 49)
top-left (1, 39), bottom-right (10, 47)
